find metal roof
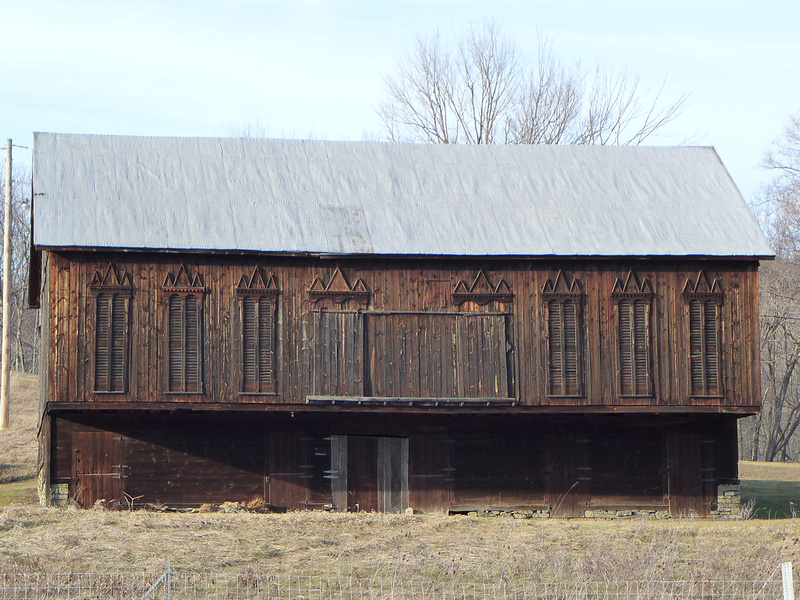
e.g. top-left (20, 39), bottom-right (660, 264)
top-left (32, 132), bottom-right (773, 258)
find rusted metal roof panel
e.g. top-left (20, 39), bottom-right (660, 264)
top-left (32, 133), bottom-right (773, 258)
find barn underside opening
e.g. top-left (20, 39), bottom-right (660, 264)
top-left (43, 410), bottom-right (739, 517)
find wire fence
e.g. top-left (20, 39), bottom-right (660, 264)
top-left (0, 572), bottom-right (786, 600)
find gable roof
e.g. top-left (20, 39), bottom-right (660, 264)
top-left (31, 132), bottom-right (773, 259)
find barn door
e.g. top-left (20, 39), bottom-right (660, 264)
top-left (409, 434), bottom-right (453, 513)
top-left (544, 435), bottom-right (591, 517)
top-left (378, 437), bottom-right (409, 512)
top-left (267, 431), bottom-right (309, 511)
top-left (72, 431), bottom-right (125, 508)
top-left (331, 435), bottom-right (409, 513)
top-left (666, 433), bottom-right (716, 516)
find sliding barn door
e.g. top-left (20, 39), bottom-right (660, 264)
top-left (544, 434), bottom-right (591, 517)
top-left (331, 435), bottom-right (409, 513)
top-left (72, 431), bottom-right (125, 508)
top-left (666, 433), bottom-right (716, 517)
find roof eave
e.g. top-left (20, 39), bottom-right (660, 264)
top-left (32, 244), bottom-right (774, 262)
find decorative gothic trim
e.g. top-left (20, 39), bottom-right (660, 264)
top-left (163, 265), bottom-right (206, 294)
top-left (682, 271), bottom-right (723, 302)
top-left (611, 271), bottom-right (654, 301)
top-left (541, 270), bottom-right (582, 300)
top-left (308, 267), bottom-right (370, 304)
top-left (236, 267), bottom-right (279, 297)
top-left (451, 271), bottom-right (513, 305)
top-left (89, 263), bottom-right (133, 295)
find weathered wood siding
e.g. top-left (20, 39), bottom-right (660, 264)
top-left (48, 413), bottom-right (737, 515)
top-left (44, 252), bottom-right (761, 410)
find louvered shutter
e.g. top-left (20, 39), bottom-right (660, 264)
top-left (168, 294), bottom-right (184, 392)
top-left (548, 300), bottom-right (563, 396)
top-left (563, 300), bottom-right (580, 396)
top-left (632, 299), bottom-right (650, 395)
top-left (258, 297), bottom-right (275, 392)
top-left (184, 294), bottom-right (201, 393)
top-left (548, 299), bottom-right (582, 397)
top-left (618, 299), bottom-right (633, 395)
top-left (95, 293), bottom-right (111, 391)
top-left (688, 299), bottom-right (705, 396)
top-left (241, 296), bottom-right (257, 392)
top-left (703, 300), bottom-right (719, 395)
top-left (109, 294), bottom-right (127, 392)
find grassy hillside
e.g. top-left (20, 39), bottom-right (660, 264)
top-left (740, 461), bottom-right (800, 481)
top-left (0, 372), bottom-right (38, 485)
top-left (740, 461), bottom-right (800, 519)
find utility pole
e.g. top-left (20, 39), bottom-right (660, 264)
top-left (1, 140), bottom-right (11, 429)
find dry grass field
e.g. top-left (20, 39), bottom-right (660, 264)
top-left (1, 374), bottom-right (800, 581)
top-left (0, 372), bottom-right (38, 490)
top-left (0, 507), bottom-right (799, 582)
top-left (740, 461), bottom-right (800, 481)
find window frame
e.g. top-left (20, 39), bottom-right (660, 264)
top-left (682, 272), bottom-right (724, 399)
top-left (90, 285), bottom-right (133, 394)
top-left (236, 269), bottom-right (279, 396)
top-left (162, 266), bottom-right (207, 395)
top-left (611, 273), bottom-right (654, 398)
top-left (89, 265), bottom-right (132, 395)
top-left (237, 291), bottom-right (278, 395)
top-left (686, 297), bottom-right (722, 398)
top-left (542, 271), bottom-right (584, 398)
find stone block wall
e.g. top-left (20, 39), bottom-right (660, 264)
top-left (711, 484), bottom-right (741, 518)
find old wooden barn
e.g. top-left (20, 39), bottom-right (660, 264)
top-left (31, 133), bottom-right (773, 516)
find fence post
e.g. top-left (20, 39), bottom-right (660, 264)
top-left (783, 562), bottom-right (794, 600)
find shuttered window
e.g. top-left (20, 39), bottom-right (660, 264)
top-left (167, 293), bottom-right (203, 393)
top-left (241, 295), bottom-right (275, 393)
top-left (617, 298), bottom-right (651, 396)
top-left (94, 293), bottom-right (129, 393)
top-left (688, 299), bottom-right (720, 397)
top-left (547, 299), bottom-right (582, 397)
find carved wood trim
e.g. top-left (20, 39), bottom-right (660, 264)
top-left (611, 271), bottom-right (654, 301)
top-left (89, 263), bottom-right (133, 296)
top-left (451, 270), bottom-right (513, 305)
top-left (541, 270), bottom-right (582, 300)
top-left (682, 270), bottom-right (723, 302)
top-left (308, 267), bottom-right (370, 304)
top-left (163, 264), bottom-right (206, 295)
top-left (236, 267), bottom-right (279, 297)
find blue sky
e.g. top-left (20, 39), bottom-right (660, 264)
top-left (4, 0), bottom-right (799, 201)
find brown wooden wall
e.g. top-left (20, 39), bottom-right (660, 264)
top-left (43, 252), bottom-right (761, 410)
top-left (48, 412), bottom-right (737, 516)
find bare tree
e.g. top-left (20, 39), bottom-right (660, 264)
top-left (740, 114), bottom-right (800, 462)
top-left (742, 260), bottom-right (800, 461)
top-left (759, 115), bottom-right (800, 257)
top-left (226, 119), bottom-right (271, 139)
top-left (504, 38), bottom-right (582, 145)
top-left (0, 167), bottom-right (38, 374)
top-left (378, 21), bottom-right (688, 147)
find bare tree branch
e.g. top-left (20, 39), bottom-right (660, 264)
top-left (377, 22), bottom-right (688, 147)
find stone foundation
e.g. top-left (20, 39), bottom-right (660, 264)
top-left (584, 508), bottom-right (670, 519)
top-left (711, 484), bottom-right (741, 519)
top-left (49, 483), bottom-right (69, 507)
top-left (460, 508), bottom-right (551, 518)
